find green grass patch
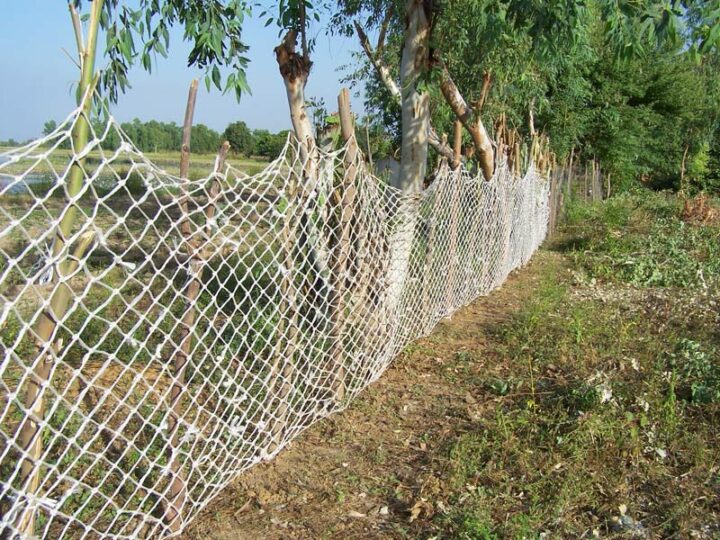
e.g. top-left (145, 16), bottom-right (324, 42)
top-left (562, 191), bottom-right (720, 288)
top-left (434, 191), bottom-right (720, 538)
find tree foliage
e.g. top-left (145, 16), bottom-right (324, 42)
top-left (71, 0), bottom-right (252, 103)
top-left (339, 0), bottom-right (720, 192)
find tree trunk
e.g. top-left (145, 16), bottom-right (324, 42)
top-left (370, 0), bottom-right (433, 361)
top-left (275, 31), bottom-right (316, 162)
top-left (398, 0), bottom-right (431, 193)
top-left (354, 20), bottom-right (454, 164)
top-left (269, 30), bottom-right (325, 453)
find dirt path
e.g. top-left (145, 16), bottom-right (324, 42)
top-left (183, 251), bottom-right (560, 540)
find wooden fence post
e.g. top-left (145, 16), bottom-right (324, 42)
top-left (328, 87), bottom-right (359, 402)
top-left (446, 166), bottom-right (461, 312)
top-left (453, 120), bottom-right (462, 169)
top-left (164, 78), bottom-right (199, 533)
top-left (164, 82), bottom-right (231, 534)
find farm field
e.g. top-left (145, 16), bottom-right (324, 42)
top-left (184, 192), bottom-right (720, 539)
top-left (0, 146), bottom-right (270, 179)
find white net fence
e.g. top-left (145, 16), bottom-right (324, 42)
top-left (0, 103), bottom-right (549, 538)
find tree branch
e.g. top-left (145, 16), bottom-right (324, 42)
top-left (377, 8), bottom-right (394, 55)
top-left (528, 97), bottom-right (536, 137)
top-left (354, 20), bottom-right (454, 163)
top-left (437, 58), bottom-right (494, 180)
top-left (475, 71), bottom-right (492, 113)
top-left (354, 21), bottom-right (401, 99)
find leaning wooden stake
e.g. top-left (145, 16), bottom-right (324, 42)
top-left (13, 2), bottom-right (103, 536)
top-left (164, 79), bottom-right (198, 533)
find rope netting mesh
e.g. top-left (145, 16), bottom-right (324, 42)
top-left (0, 103), bottom-right (549, 538)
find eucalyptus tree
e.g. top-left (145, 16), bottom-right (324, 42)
top-left (334, 0), bottom-right (588, 184)
top-left (340, 0), bottom-right (720, 187)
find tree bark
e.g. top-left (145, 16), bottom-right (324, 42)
top-left (268, 30), bottom-right (323, 453)
top-left (453, 120), bottom-right (462, 169)
top-left (13, 2), bottom-right (103, 536)
top-left (275, 30), bottom-right (316, 162)
top-left (476, 71), bottom-right (492, 112)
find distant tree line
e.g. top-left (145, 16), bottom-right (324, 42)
top-left (33, 118), bottom-right (290, 160)
top-left (0, 138), bottom-right (23, 147)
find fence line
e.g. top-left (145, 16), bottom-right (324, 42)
top-left (0, 103), bottom-right (549, 538)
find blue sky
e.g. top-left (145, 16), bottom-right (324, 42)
top-left (0, 2), bottom-right (365, 141)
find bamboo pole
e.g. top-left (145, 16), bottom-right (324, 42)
top-left (13, 2), bottom-right (103, 535)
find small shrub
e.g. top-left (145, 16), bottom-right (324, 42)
top-left (668, 339), bottom-right (720, 404)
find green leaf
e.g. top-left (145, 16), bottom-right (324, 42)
top-left (211, 65), bottom-right (222, 90)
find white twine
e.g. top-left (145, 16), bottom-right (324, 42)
top-left (0, 107), bottom-right (549, 539)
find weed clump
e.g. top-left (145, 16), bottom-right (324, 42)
top-left (668, 339), bottom-right (720, 404)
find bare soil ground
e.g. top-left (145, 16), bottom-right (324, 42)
top-left (183, 251), bottom-right (553, 540)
